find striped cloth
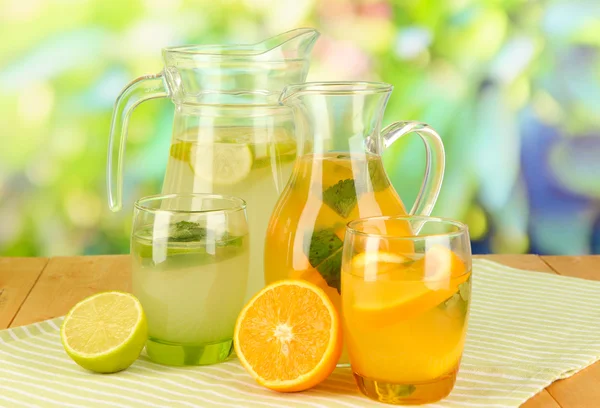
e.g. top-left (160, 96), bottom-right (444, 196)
top-left (1, 259), bottom-right (600, 408)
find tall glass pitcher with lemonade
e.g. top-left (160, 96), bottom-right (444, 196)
top-left (108, 29), bottom-right (319, 300)
top-left (265, 82), bottom-right (446, 324)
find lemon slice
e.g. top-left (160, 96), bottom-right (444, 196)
top-left (190, 142), bottom-right (253, 186)
top-left (61, 291), bottom-right (147, 373)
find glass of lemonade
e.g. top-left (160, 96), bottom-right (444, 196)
top-left (342, 216), bottom-right (471, 405)
top-left (131, 193), bottom-right (249, 366)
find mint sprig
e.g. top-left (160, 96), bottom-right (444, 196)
top-left (169, 221), bottom-right (207, 242)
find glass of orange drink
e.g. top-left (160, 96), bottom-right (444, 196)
top-left (342, 216), bottom-right (471, 405)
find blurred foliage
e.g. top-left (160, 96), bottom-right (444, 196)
top-left (0, 0), bottom-right (599, 256)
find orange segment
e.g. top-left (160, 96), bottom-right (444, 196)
top-left (348, 278), bottom-right (464, 325)
top-left (346, 247), bottom-right (470, 326)
top-left (234, 280), bottom-right (342, 392)
top-left (351, 252), bottom-right (411, 281)
top-left (422, 244), bottom-right (467, 282)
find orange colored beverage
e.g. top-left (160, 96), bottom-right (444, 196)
top-left (264, 153), bottom-right (410, 313)
top-left (342, 245), bottom-right (471, 404)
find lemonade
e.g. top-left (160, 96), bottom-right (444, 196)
top-left (131, 220), bottom-right (249, 366)
top-left (342, 245), bottom-right (471, 404)
top-left (163, 126), bottom-right (296, 301)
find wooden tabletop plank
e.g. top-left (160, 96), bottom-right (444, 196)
top-left (541, 256), bottom-right (600, 408)
top-left (0, 257), bottom-right (48, 329)
top-left (475, 254), bottom-right (558, 274)
top-left (541, 255), bottom-right (600, 280)
top-left (522, 390), bottom-right (563, 408)
top-left (10, 255), bottom-right (130, 327)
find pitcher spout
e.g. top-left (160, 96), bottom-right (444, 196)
top-left (161, 28), bottom-right (320, 98)
top-left (259, 28), bottom-right (320, 60)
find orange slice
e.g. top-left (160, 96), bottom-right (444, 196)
top-left (346, 247), bottom-right (470, 325)
top-left (351, 251), bottom-right (412, 281)
top-left (234, 280), bottom-right (342, 392)
top-left (422, 244), bottom-right (467, 282)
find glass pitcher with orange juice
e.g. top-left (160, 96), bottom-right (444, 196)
top-left (264, 82), bottom-right (445, 316)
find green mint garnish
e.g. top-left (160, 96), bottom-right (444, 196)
top-left (306, 229), bottom-right (344, 293)
top-left (367, 159), bottom-right (390, 192)
top-left (170, 221), bottom-right (207, 242)
top-left (459, 280), bottom-right (471, 302)
top-left (219, 234), bottom-right (244, 247)
top-left (439, 280), bottom-right (470, 316)
top-left (322, 179), bottom-right (357, 218)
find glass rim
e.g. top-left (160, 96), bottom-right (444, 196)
top-left (346, 215), bottom-right (469, 240)
top-left (134, 193), bottom-right (246, 215)
top-left (174, 89), bottom-right (292, 110)
top-left (281, 81), bottom-right (393, 100)
top-left (163, 46), bottom-right (306, 62)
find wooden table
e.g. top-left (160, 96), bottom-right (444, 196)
top-left (1, 255), bottom-right (598, 407)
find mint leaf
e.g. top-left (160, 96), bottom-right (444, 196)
top-left (322, 179), bottom-right (357, 218)
top-left (440, 293), bottom-right (461, 310)
top-left (439, 280), bottom-right (470, 316)
top-left (219, 234), bottom-right (243, 247)
top-left (306, 229), bottom-right (344, 293)
top-left (354, 159), bottom-right (390, 193)
top-left (315, 250), bottom-right (343, 291)
top-left (170, 221), bottom-right (207, 242)
top-left (307, 229), bottom-right (343, 266)
top-left (459, 280), bottom-right (471, 302)
top-left (367, 159), bottom-right (390, 192)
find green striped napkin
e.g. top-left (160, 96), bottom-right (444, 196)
top-left (1, 259), bottom-right (599, 408)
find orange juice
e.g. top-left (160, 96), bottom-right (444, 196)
top-left (265, 153), bottom-right (411, 314)
top-left (342, 247), bottom-right (471, 404)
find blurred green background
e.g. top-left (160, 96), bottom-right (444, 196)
top-left (1, 0), bottom-right (599, 256)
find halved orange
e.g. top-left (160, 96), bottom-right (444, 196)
top-left (234, 280), bottom-right (342, 392)
top-left (288, 266), bottom-right (342, 314)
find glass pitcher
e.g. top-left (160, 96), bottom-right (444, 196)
top-left (108, 28), bottom-right (319, 300)
top-left (265, 82), bottom-right (445, 312)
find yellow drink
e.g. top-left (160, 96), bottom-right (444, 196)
top-left (163, 127), bottom-right (296, 301)
top-left (265, 153), bottom-right (409, 311)
top-left (130, 194), bottom-right (250, 366)
top-left (342, 246), bottom-right (471, 404)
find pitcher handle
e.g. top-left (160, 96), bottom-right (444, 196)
top-left (381, 121), bottom-right (445, 216)
top-left (107, 73), bottom-right (168, 212)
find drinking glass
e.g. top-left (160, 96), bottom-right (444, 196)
top-left (131, 193), bottom-right (249, 366)
top-left (342, 216), bottom-right (471, 405)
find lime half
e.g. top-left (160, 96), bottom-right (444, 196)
top-left (190, 142), bottom-right (253, 186)
top-left (61, 291), bottom-right (147, 373)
